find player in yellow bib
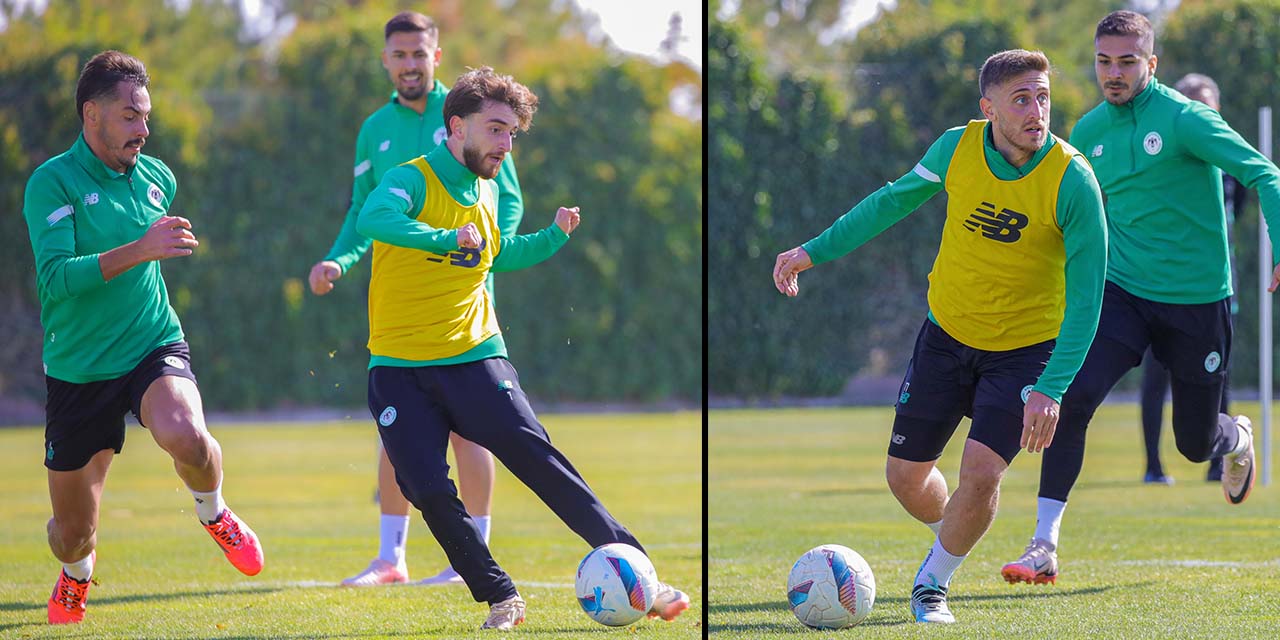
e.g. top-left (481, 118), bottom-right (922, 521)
top-left (773, 50), bottom-right (1107, 623)
top-left (356, 67), bottom-right (689, 630)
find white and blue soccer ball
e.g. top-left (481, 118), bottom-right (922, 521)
top-left (786, 544), bottom-right (875, 629)
top-left (575, 543), bottom-right (659, 626)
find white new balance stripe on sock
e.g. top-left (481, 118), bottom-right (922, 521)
top-left (63, 552), bottom-right (94, 581)
top-left (379, 514), bottom-right (411, 565)
top-left (190, 483), bottom-right (225, 524)
top-left (914, 537), bottom-right (966, 589)
top-left (473, 514), bottom-right (491, 544)
top-left (1035, 497), bottom-right (1066, 548)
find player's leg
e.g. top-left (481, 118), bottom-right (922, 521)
top-left (1138, 348), bottom-right (1172, 484)
top-left (1153, 297), bottom-right (1253, 503)
top-left (886, 320), bottom-right (969, 536)
top-left (369, 365), bottom-right (522, 627)
top-left (43, 374), bottom-right (130, 624)
top-left (1004, 283), bottom-right (1148, 585)
top-left (46, 449), bottom-right (112, 624)
top-left (343, 444), bottom-right (413, 586)
top-left (134, 344), bottom-right (262, 575)
top-left (419, 433), bottom-right (494, 586)
top-left (440, 358), bottom-right (688, 622)
top-left (1206, 370), bottom-right (1229, 481)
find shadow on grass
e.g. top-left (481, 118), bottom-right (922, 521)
top-left (0, 584), bottom-right (287, 613)
top-left (803, 486), bottom-right (885, 498)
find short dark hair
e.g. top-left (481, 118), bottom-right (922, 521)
top-left (1095, 10), bottom-right (1155, 56)
top-left (75, 50), bottom-right (149, 123)
top-left (385, 11), bottom-right (437, 43)
top-left (442, 67), bottom-right (539, 135)
top-left (979, 49), bottom-right (1050, 97)
top-left (1175, 73), bottom-right (1220, 105)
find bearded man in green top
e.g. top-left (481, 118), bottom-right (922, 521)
top-left (23, 50), bottom-right (263, 625)
top-left (1001, 10), bottom-right (1280, 588)
top-left (306, 11), bottom-right (523, 588)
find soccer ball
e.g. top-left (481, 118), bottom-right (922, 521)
top-left (575, 543), bottom-right (659, 626)
top-left (786, 544), bottom-right (875, 629)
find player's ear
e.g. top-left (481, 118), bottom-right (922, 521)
top-left (432, 46), bottom-right (442, 67)
top-left (380, 46), bottom-right (391, 71)
top-left (1148, 54), bottom-right (1158, 75)
top-left (978, 96), bottom-right (994, 121)
top-left (83, 100), bottom-right (97, 127)
top-left (448, 114), bottom-right (465, 141)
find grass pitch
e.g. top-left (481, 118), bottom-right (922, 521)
top-left (0, 412), bottom-right (701, 639)
top-left (710, 404), bottom-right (1280, 639)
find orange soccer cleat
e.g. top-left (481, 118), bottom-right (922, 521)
top-left (203, 507), bottom-right (264, 576)
top-left (47, 551), bottom-right (94, 624)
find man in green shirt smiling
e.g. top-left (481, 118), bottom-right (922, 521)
top-left (1001, 9), bottom-right (1280, 588)
top-left (23, 50), bottom-right (263, 625)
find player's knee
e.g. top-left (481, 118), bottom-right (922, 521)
top-left (884, 457), bottom-right (928, 493)
top-left (957, 459), bottom-right (1004, 496)
top-left (50, 519), bottom-right (96, 559)
top-left (158, 423), bottom-right (214, 465)
top-left (1174, 436), bottom-right (1213, 463)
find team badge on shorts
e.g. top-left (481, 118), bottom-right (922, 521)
top-left (147, 184), bottom-right (164, 207)
top-left (1143, 132), bottom-right (1163, 155)
top-left (163, 355), bottom-right (186, 370)
top-left (378, 406), bottom-right (397, 427)
top-left (1205, 351), bottom-right (1222, 373)
top-left (1021, 385), bottom-right (1034, 403)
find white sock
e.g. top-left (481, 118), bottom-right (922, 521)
top-left (925, 519), bottom-right (943, 536)
top-left (191, 483), bottom-right (226, 524)
top-left (1034, 497), bottom-right (1067, 548)
top-left (379, 514), bottom-right (411, 565)
top-left (63, 553), bottom-right (94, 581)
top-left (473, 514), bottom-right (492, 544)
top-left (913, 537), bottom-right (966, 589)
top-left (1231, 423), bottom-right (1251, 457)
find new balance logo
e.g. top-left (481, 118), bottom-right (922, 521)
top-left (964, 202), bottom-right (1028, 243)
top-left (426, 238), bottom-right (486, 268)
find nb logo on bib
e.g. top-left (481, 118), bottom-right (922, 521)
top-left (964, 201), bottom-right (1028, 243)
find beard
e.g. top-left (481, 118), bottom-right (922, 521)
top-left (462, 142), bottom-right (502, 179)
top-left (397, 82), bottom-right (426, 101)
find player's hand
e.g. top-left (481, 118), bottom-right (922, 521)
top-left (773, 246), bottom-right (813, 297)
top-left (555, 206), bottom-right (581, 235)
top-left (1021, 390), bottom-right (1059, 453)
top-left (1269, 262), bottom-right (1280, 293)
top-left (308, 260), bottom-right (342, 296)
top-left (457, 222), bottom-right (482, 249)
top-left (134, 215), bottom-right (198, 261)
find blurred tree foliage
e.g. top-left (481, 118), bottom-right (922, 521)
top-left (0, 0), bottom-right (701, 411)
top-left (711, 0), bottom-right (1280, 399)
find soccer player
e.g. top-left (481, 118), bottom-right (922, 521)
top-left (307, 11), bottom-right (523, 587)
top-left (355, 66), bottom-right (689, 630)
top-left (23, 50), bottom-right (264, 625)
top-left (1137, 73), bottom-right (1239, 486)
top-left (1001, 11), bottom-right (1280, 587)
top-left (773, 50), bottom-right (1107, 623)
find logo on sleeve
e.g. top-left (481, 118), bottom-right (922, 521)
top-left (964, 201), bottom-right (1029, 243)
top-left (147, 184), bottom-right (164, 207)
top-left (379, 406), bottom-right (397, 427)
top-left (1090, 145), bottom-right (1103, 158)
top-left (433, 126), bottom-right (448, 145)
top-left (1205, 351), bottom-right (1222, 373)
top-left (379, 139), bottom-right (391, 152)
top-left (1143, 132), bottom-right (1163, 155)
top-left (83, 192), bottom-right (100, 205)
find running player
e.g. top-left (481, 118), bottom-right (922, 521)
top-left (23, 50), bottom-right (264, 625)
top-left (1001, 10), bottom-right (1280, 587)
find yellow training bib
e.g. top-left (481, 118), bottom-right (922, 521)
top-left (928, 120), bottom-right (1079, 351)
top-left (367, 157), bottom-right (501, 360)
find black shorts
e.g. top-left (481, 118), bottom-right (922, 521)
top-left (889, 319), bottom-right (1053, 464)
top-left (44, 342), bottom-right (198, 471)
top-left (1095, 281), bottom-right (1231, 384)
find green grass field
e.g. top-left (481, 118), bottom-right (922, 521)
top-left (0, 412), bottom-right (701, 639)
top-left (710, 404), bottom-right (1280, 639)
